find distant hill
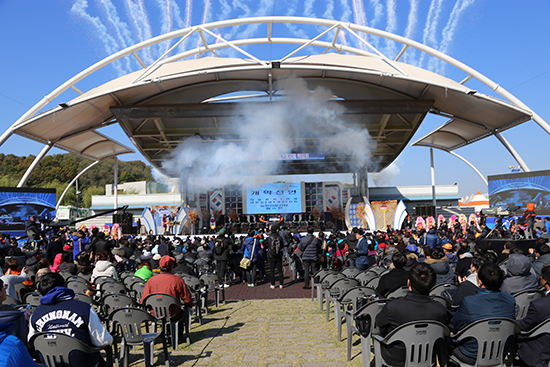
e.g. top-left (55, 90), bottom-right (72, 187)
top-left (0, 153), bottom-right (155, 207)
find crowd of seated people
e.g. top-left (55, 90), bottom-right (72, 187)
top-left (0, 216), bottom-right (549, 366)
top-left (312, 220), bottom-right (550, 367)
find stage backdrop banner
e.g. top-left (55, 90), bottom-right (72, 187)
top-left (209, 189), bottom-right (224, 215)
top-left (246, 182), bottom-right (302, 214)
top-left (371, 200), bottom-right (398, 231)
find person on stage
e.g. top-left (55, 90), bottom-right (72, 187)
top-left (520, 202), bottom-right (536, 239)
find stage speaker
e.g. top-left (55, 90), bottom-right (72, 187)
top-left (415, 205), bottom-right (435, 217)
top-left (113, 213), bottom-right (133, 234)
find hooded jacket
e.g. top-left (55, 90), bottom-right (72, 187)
top-left (29, 286), bottom-right (112, 366)
top-left (0, 322), bottom-right (36, 367)
top-left (501, 254), bottom-right (539, 294)
top-left (425, 257), bottom-right (456, 285)
top-left (91, 260), bottom-right (119, 282)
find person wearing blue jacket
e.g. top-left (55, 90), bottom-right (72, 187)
top-left (451, 262), bottom-right (515, 364)
top-left (421, 228), bottom-right (441, 248)
top-left (238, 230), bottom-right (261, 287)
top-left (0, 278), bottom-right (36, 367)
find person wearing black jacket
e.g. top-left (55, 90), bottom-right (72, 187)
top-left (346, 228), bottom-right (359, 268)
top-left (265, 225), bottom-right (285, 289)
top-left (299, 227), bottom-right (321, 289)
top-left (45, 233), bottom-right (64, 265)
top-left (375, 263), bottom-right (448, 367)
top-left (376, 251), bottom-right (409, 296)
top-left (213, 234), bottom-right (232, 287)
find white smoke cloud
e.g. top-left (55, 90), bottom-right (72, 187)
top-left (372, 159), bottom-right (401, 187)
top-left (161, 77), bottom-right (376, 189)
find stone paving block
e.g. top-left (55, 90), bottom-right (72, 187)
top-left (266, 363), bottom-right (293, 367)
top-left (243, 354), bottom-right (260, 362)
top-left (299, 362), bottom-right (346, 367)
top-left (301, 352), bottom-right (318, 360)
top-left (325, 351), bottom-right (343, 360)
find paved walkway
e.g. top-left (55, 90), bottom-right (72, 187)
top-left (128, 296), bottom-right (367, 366)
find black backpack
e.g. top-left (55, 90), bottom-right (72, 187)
top-left (269, 237), bottom-right (282, 256)
top-left (214, 239), bottom-right (225, 256)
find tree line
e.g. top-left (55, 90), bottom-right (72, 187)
top-left (0, 153), bottom-right (154, 207)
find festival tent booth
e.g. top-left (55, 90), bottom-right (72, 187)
top-left (2, 17), bottom-right (548, 225)
top-left (459, 191), bottom-right (490, 213)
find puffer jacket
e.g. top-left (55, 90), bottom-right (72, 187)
top-left (91, 260), bottom-right (119, 282)
top-left (501, 254), bottom-right (539, 294)
top-left (425, 257), bottom-right (455, 285)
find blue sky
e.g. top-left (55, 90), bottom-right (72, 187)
top-left (1, 0), bottom-right (550, 200)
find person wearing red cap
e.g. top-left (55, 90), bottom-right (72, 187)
top-left (141, 255), bottom-right (194, 323)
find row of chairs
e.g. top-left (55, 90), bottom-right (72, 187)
top-left (29, 269), bottom-right (228, 367)
top-left (311, 267), bottom-right (550, 366)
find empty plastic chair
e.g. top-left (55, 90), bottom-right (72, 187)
top-left (341, 267), bottom-right (362, 278)
top-left (199, 273), bottom-right (224, 312)
top-left (100, 281), bottom-right (128, 296)
top-left (337, 286), bottom-right (378, 342)
top-left (109, 307), bottom-right (170, 367)
top-left (347, 299), bottom-right (389, 365)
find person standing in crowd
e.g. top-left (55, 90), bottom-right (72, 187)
top-left (24, 215), bottom-right (42, 249)
top-left (517, 265), bottom-right (550, 367)
top-left (213, 233), bottom-right (231, 288)
top-left (45, 232), bottom-right (64, 265)
top-left (355, 230), bottom-right (371, 270)
top-left (520, 203), bottom-right (536, 239)
top-left (239, 230), bottom-right (261, 287)
top-left (346, 228), bottom-right (359, 268)
top-left (450, 262), bottom-right (515, 365)
top-left (265, 225), bottom-right (285, 289)
top-left (375, 263), bottom-right (448, 367)
top-left (72, 228), bottom-right (89, 261)
top-left (29, 273), bottom-right (112, 367)
top-left (299, 227), bottom-right (320, 290)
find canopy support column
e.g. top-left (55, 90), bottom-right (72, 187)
top-left (113, 156), bottom-right (118, 212)
top-left (17, 142), bottom-right (53, 188)
top-left (430, 148), bottom-right (437, 208)
top-left (448, 151), bottom-right (488, 187)
top-left (56, 160), bottom-right (100, 209)
top-left (494, 132), bottom-right (531, 172)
